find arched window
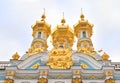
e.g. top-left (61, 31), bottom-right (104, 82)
top-left (37, 32), bottom-right (41, 38)
top-left (83, 31), bottom-right (86, 38)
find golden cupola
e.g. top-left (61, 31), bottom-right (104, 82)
top-left (27, 12), bottom-right (51, 56)
top-left (47, 15), bottom-right (74, 69)
top-left (74, 12), bottom-right (94, 53)
top-left (51, 15), bottom-right (74, 49)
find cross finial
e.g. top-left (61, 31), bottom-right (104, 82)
top-left (63, 12), bottom-right (64, 18)
top-left (81, 8), bottom-right (83, 14)
top-left (61, 12), bottom-right (66, 24)
top-left (43, 8), bottom-right (45, 15)
top-left (41, 8), bottom-right (46, 20)
top-left (80, 8), bottom-right (84, 20)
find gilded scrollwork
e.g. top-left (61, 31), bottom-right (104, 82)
top-left (47, 48), bottom-right (74, 69)
top-left (105, 78), bottom-right (115, 83)
top-left (38, 78), bottom-right (48, 83)
top-left (12, 52), bottom-right (20, 60)
top-left (72, 77), bottom-right (82, 83)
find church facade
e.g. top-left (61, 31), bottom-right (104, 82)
top-left (0, 11), bottom-right (120, 83)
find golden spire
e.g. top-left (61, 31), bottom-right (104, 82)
top-left (80, 8), bottom-right (85, 20)
top-left (61, 12), bottom-right (66, 24)
top-left (41, 8), bottom-right (46, 21)
top-left (12, 52), bottom-right (20, 60)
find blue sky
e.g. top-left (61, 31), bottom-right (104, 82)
top-left (0, 0), bottom-right (120, 61)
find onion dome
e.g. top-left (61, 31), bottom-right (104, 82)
top-left (80, 14), bottom-right (85, 20)
top-left (61, 18), bottom-right (66, 24)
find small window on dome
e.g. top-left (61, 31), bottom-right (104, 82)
top-left (37, 32), bottom-right (41, 38)
top-left (83, 31), bottom-right (86, 38)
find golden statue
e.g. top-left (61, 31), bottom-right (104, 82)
top-left (102, 52), bottom-right (109, 60)
top-left (4, 78), bottom-right (14, 83)
top-left (72, 77), bottom-right (82, 83)
top-left (12, 52), bottom-right (20, 60)
top-left (105, 78), bottom-right (115, 83)
top-left (38, 78), bottom-right (48, 83)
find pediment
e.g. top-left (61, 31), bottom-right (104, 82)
top-left (18, 52), bottom-right (49, 69)
top-left (72, 52), bottom-right (102, 69)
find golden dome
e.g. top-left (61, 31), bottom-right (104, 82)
top-left (102, 52), bottom-right (109, 60)
top-left (12, 52), bottom-right (20, 60)
top-left (51, 17), bottom-right (74, 49)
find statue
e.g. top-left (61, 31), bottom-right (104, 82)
top-left (4, 78), bottom-right (14, 83)
top-left (38, 78), bottom-right (48, 83)
top-left (105, 78), bottom-right (115, 83)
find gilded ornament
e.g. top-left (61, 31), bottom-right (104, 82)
top-left (25, 74), bottom-right (29, 79)
top-left (12, 52), bottom-right (20, 60)
top-left (72, 77), bottom-right (82, 83)
top-left (72, 70), bottom-right (80, 75)
top-left (6, 71), bottom-right (15, 77)
top-left (80, 62), bottom-right (89, 69)
top-left (105, 78), bottom-right (115, 83)
top-left (104, 71), bottom-right (113, 76)
top-left (102, 52), bottom-right (109, 60)
top-left (57, 74), bottom-right (62, 79)
top-left (4, 78), bottom-right (14, 83)
top-left (38, 78), bottom-right (48, 83)
top-left (47, 48), bottom-right (74, 69)
top-left (78, 48), bottom-right (95, 59)
top-left (90, 75), bottom-right (95, 79)
top-left (40, 71), bottom-right (48, 75)
top-left (47, 17), bottom-right (75, 69)
top-left (107, 71), bottom-right (113, 76)
top-left (31, 62), bottom-right (40, 69)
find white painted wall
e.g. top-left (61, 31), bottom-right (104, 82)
top-left (14, 79), bottom-right (37, 83)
